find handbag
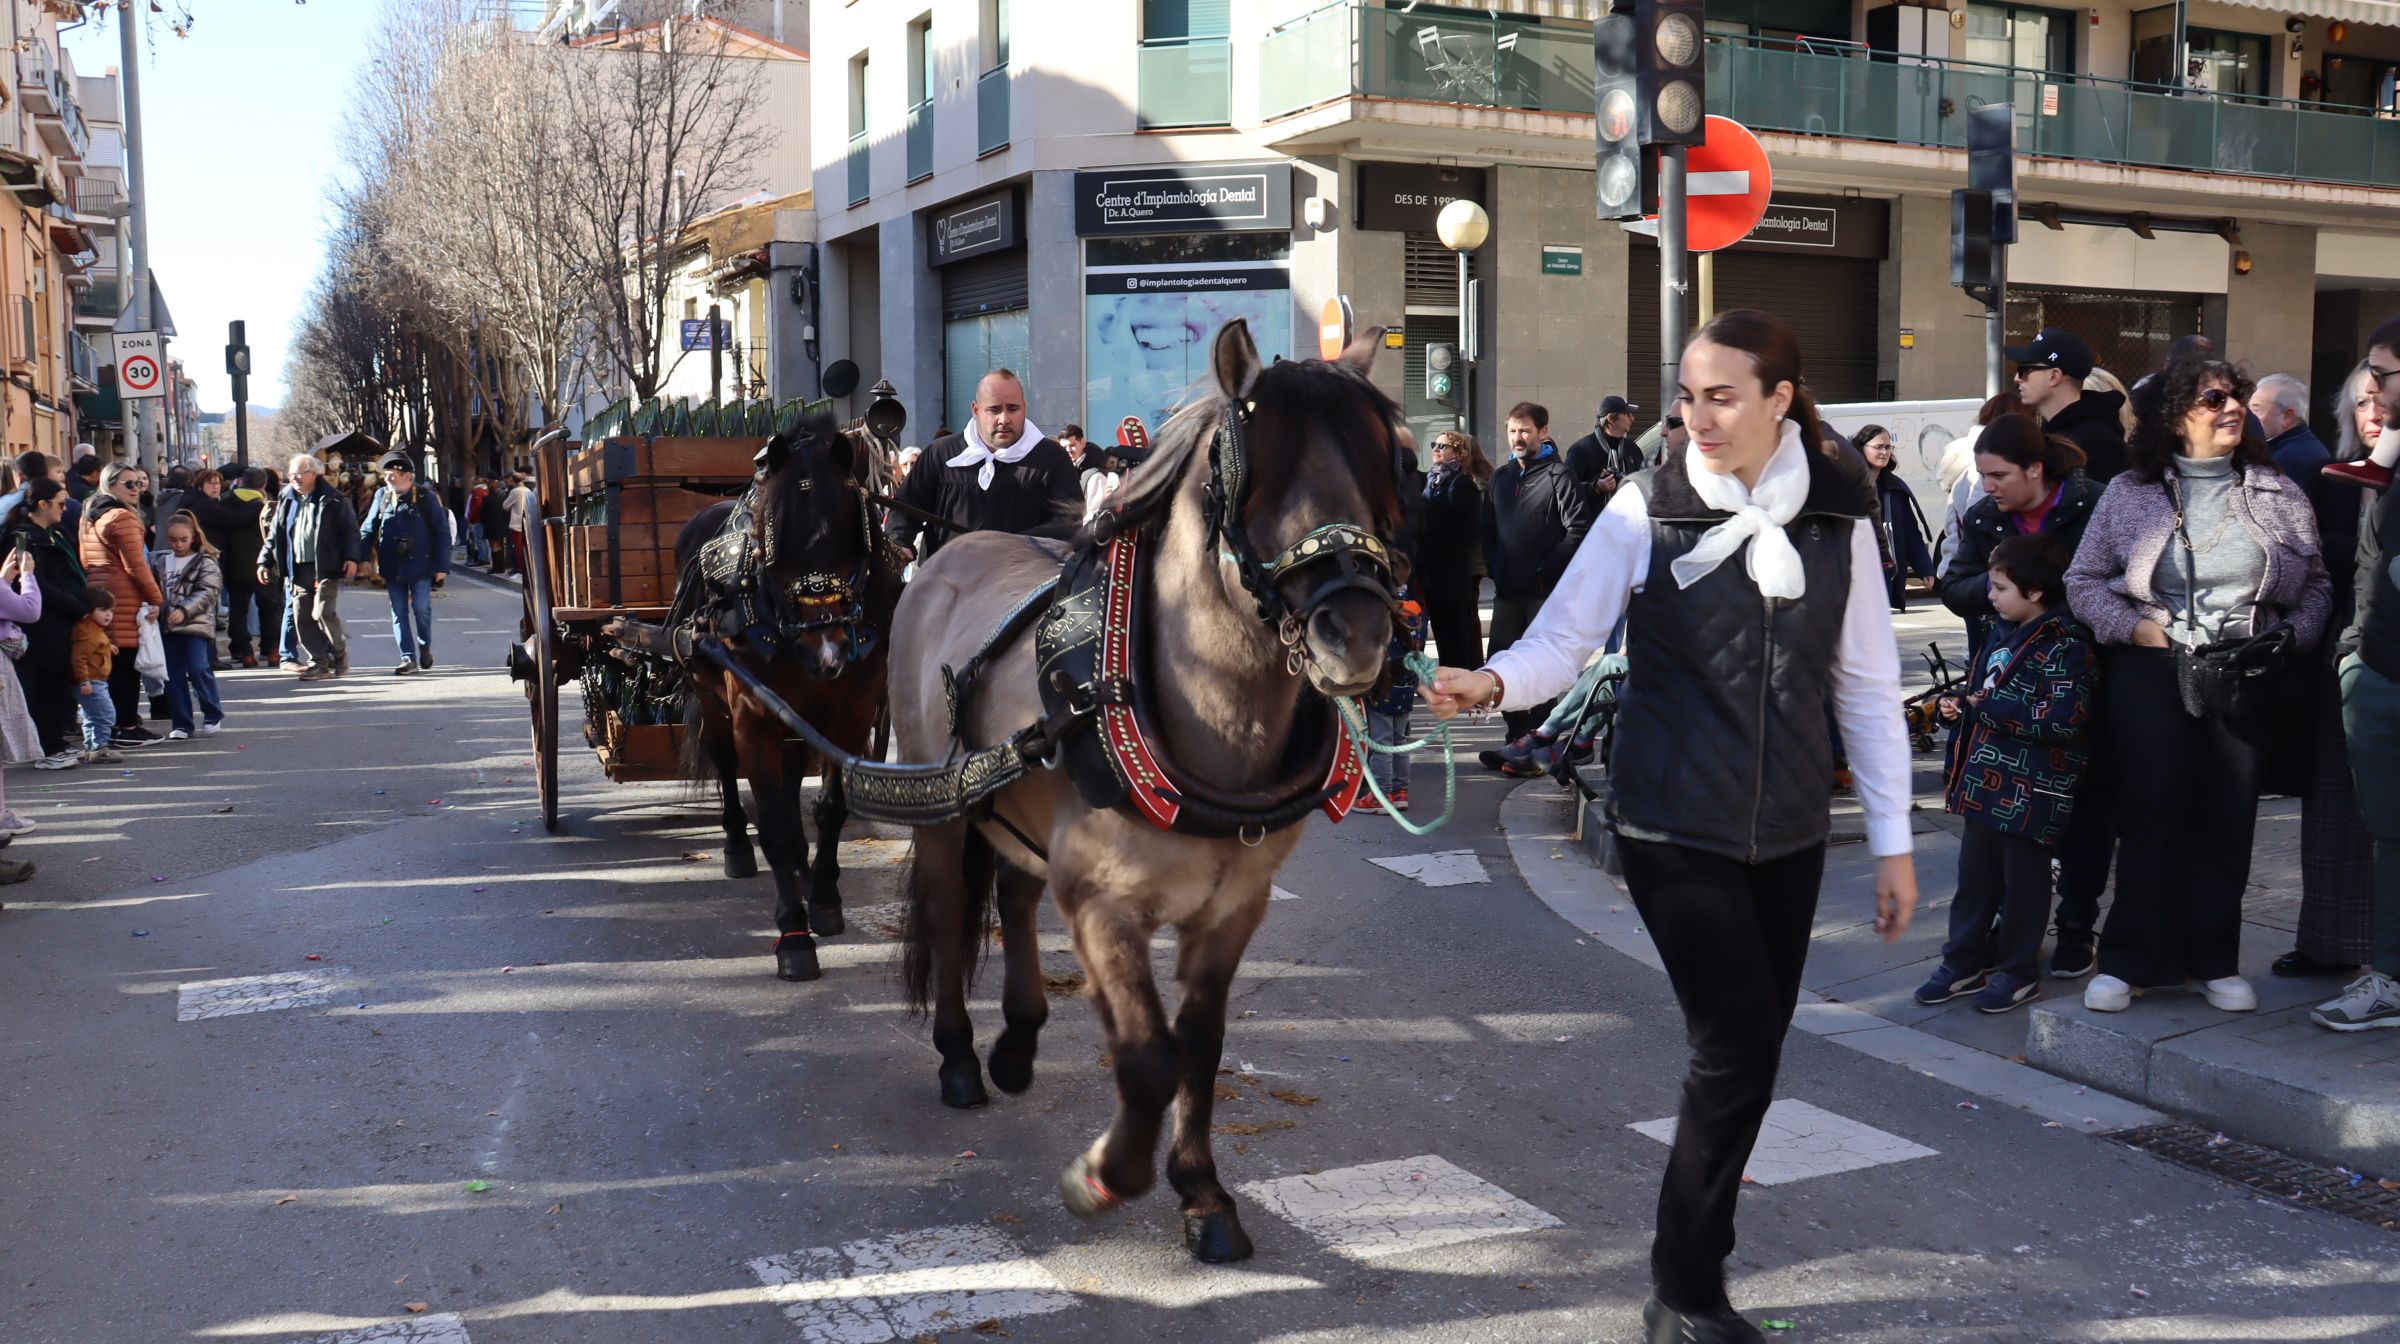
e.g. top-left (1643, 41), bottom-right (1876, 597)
top-left (2164, 473), bottom-right (2297, 724)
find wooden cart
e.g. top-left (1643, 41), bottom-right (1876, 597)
top-left (506, 431), bottom-right (760, 831)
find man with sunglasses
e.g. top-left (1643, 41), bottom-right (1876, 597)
top-left (2003, 328), bottom-right (2126, 483)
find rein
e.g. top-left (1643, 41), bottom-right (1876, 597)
top-left (1333, 650), bottom-right (1460, 837)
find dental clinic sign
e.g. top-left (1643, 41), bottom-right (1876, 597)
top-left (1073, 161), bottom-right (1293, 237)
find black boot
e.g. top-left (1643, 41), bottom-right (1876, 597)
top-left (1644, 1293), bottom-right (1765, 1344)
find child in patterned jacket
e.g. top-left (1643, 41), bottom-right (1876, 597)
top-left (1916, 533), bottom-right (2097, 1014)
top-left (1357, 578), bottom-right (1427, 816)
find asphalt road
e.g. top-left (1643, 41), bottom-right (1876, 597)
top-left (3, 574), bottom-right (2395, 1344)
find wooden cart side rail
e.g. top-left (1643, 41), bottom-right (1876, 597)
top-left (553, 605), bottom-right (673, 623)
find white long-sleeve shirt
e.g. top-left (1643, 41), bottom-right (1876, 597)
top-left (1484, 448), bottom-right (1917, 858)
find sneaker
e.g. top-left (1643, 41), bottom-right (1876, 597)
top-left (2198, 975), bottom-right (2257, 1012)
top-left (1387, 787), bottom-right (1410, 813)
top-left (197, 722), bottom-right (222, 737)
top-left (417, 649), bottom-right (434, 670)
top-left (32, 750), bottom-right (79, 770)
top-left (1354, 793), bottom-right (1387, 815)
top-left (113, 726), bottom-right (159, 747)
top-left (2323, 459), bottom-right (2393, 491)
top-left (1477, 731), bottom-right (1554, 778)
top-left (86, 746), bottom-right (124, 763)
top-left (1974, 972), bottom-right (2040, 1014)
top-left (1913, 965), bottom-right (1987, 1006)
top-left (0, 810), bottom-right (35, 835)
top-left (297, 665), bottom-right (334, 682)
top-left (2084, 974), bottom-right (2137, 1013)
top-left (165, 728), bottom-right (191, 741)
top-left (2049, 926), bottom-right (2098, 979)
top-left (2311, 972), bottom-right (2400, 1032)
top-left (278, 660), bottom-right (305, 673)
top-left (393, 660), bottom-right (418, 676)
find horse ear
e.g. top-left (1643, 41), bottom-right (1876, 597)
top-left (754, 433), bottom-right (792, 474)
top-left (1212, 318), bottom-right (1261, 401)
top-left (824, 425), bottom-right (861, 480)
top-left (1338, 325), bottom-right (1388, 377)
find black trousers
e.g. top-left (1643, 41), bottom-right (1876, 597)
top-left (2100, 647), bottom-right (2261, 986)
top-left (108, 641), bottom-right (143, 731)
top-left (15, 656), bottom-right (73, 756)
top-left (1943, 819), bottom-right (2055, 982)
top-left (2053, 712), bottom-right (2115, 933)
top-left (1619, 835), bottom-right (1825, 1312)
top-left (223, 565), bottom-right (270, 661)
top-left (1420, 571), bottom-right (1483, 671)
top-left (1486, 593), bottom-right (1554, 738)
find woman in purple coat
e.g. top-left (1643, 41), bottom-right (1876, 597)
top-left (2065, 360), bottom-right (2332, 1016)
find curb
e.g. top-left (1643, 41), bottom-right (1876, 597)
top-left (1497, 781), bottom-right (2162, 1133)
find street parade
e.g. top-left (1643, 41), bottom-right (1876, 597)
top-left (4, 1), bottom-right (2399, 1342)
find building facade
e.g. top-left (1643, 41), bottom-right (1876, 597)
top-left (811, 0), bottom-right (2400, 468)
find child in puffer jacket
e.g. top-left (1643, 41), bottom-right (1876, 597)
top-left (1917, 533), bottom-right (2097, 1015)
top-left (151, 512), bottom-right (225, 741)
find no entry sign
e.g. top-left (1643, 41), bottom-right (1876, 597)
top-left (114, 331), bottom-right (165, 400)
top-left (1682, 117), bottom-right (1773, 254)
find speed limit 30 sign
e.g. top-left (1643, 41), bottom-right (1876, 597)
top-left (114, 331), bottom-right (165, 400)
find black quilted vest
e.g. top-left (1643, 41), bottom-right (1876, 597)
top-left (1607, 442), bottom-right (1876, 863)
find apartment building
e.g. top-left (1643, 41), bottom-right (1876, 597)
top-left (0, 0), bottom-right (122, 465)
top-left (812, 0), bottom-right (2400, 460)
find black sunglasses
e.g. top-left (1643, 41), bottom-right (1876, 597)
top-left (2193, 387), bottom-right (2239, 411)
top-left (2367, 363), bottom-right (2399, 390)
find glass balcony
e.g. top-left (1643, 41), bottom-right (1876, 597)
top-left (74, 280), bottom-right (119, 322)
top-left (1138, 38), bottom-right (1232, 130)
top-left (978, 66), bottom-right (1009, 155)
top-left (906, 98), bottom-right (933, 183)
top-left (1256, 4), bottom-right (2400, 192)
top-left (846, 129), bottom-right (868, 206)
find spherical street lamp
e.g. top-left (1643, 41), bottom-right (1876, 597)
top-left (1434, 199), bottom-right (1490, 253)
top-left (1432, 200), bottom-right (1489, 444)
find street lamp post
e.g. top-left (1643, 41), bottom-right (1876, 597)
top-left (1434, 200), bottom-right (1490, 447)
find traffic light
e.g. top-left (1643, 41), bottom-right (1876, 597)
top-left (1593, 4), bottom-right (1642, 220)
top-left (1425, 342), bottom-right (1460, 408)
top-left (1637, 0), bottom-right (1706, 148)
top-left (226, 319), bottom-right (251, 405)
top-left (1951, 188), bottom-right (1995, 289)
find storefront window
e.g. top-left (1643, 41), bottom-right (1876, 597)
top-left (1082, 233), bottom-right (1291, 440)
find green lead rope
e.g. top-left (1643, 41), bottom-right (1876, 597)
top-left (1334, 650), bottom-right (1458, 837)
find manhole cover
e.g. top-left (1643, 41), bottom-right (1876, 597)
top-left (2117, 1123), bottom-right (2400, 1234)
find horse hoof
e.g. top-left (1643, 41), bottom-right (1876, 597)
top-left (808, 901), bottom-right (846, 937)
top-left (987, 1038), bottom-right (1036, 1095)
top-left (1058, 1155), bottom-right (1128, 1218)
top-left (724, 848), bottom-right (758, 880)
top-left (1182, 1210), bottom-right (1255, 1264)
top-left (939, 1063), bottom-right (990, 1110)
top-left (774, 935), bottom-right (821, 982)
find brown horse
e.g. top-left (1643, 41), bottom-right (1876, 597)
top-left (889, 321), bottom-right (1405, 1261)
top-left (669, 414), bottom-right (903, 981)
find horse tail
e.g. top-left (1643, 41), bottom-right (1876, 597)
top-left (677, 694), bottom-right (714, 791)
top-left (901, 823), bottom-right (998, 1014)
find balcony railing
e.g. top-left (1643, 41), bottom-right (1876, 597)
top-left (16, 46), bottom-right (56, 116)
top-left (905, 97), bottom-right (934, 183)
top-left (1257, 5), bottom-right (2400, 191)
top-left (846, 129), bottom-right (869, 205)
top-left (69, 330), bottom-right (98, 386)
top-left (1138, 38), bottom-right (1233, 129)
top-left (977, 66), bottom-right (1009, 155)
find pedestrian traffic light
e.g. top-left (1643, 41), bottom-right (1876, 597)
top-left (1637, 0), bottom-right (1706, 148)
top-left (1593, 3), bottom-right (1643, 221)
top-left (1425, 342), bottom-right (1460, 408)
top-left (1952, 188), bottom-right (1996, 290)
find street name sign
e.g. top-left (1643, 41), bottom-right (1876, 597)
top-left (115, 331), bottom-right (165, 400)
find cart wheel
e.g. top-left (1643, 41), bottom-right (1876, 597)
top-left (522, 515), bottom-right (561, 833)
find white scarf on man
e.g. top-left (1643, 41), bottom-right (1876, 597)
top-left (1668, 418), bottom-right (1811, 601)
top-left (945, 418), bottom-right (1049, 490)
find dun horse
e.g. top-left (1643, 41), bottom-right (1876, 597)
top-left (890, 321), bottom-right (1405, 1261)
top-left (655, 413), bottom-right (902, 981)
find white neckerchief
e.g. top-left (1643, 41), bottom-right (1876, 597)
top-left (946, 418), bottom-right (1049, 490)
top-left (1669, 419), bottom-right (1811, 600)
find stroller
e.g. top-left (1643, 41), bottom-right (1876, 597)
top-left (1549, 653), bottom-right (1630, 803)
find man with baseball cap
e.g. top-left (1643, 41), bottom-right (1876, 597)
top-left (1565, 394), bottom-right (1644, 500)
top-left (2004, 328), bottom-right (2126, 481)
top-left (361, 451), bottom-right (451, 674)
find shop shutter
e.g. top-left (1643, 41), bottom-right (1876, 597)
top-left (1404, 233), bottom-right (1466, 309)
top-left (1625, 246), bottom-right (1881, 410)
top-left (940, 248), bottom-right (1029, 321)
top-left (942, 309), bottom-right (1033, 433)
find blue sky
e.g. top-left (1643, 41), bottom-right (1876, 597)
top-left (66, 0), bottom-right (379, 412)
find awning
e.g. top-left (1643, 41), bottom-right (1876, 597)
top-left (2213, 0), bottom-right (2400, 24)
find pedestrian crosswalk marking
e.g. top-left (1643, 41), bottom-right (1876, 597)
top-left (1238, 1155), bottom-right (1562, 1260)
top-left (749, 1223), bottom-right (1076, 1344)
top-left (176, 969), bottom-right (342, 1022)
top-left (1628, 1098), bottom-right (1938, 1186)
top-left (1368, 850), bottom-right (1489, 887)
top-left (291, 1314), bottom-right (471, 1344)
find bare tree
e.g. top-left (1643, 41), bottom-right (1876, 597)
top-left (557, 0), bottom-right (776, 403)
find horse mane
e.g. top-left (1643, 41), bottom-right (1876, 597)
top-left (763, 410), bottom-right (865, 563)
top-left (1086, 355), bottom-right (1403, 543)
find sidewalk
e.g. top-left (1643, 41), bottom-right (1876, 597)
top-left (1504, 601), bottom-right (2400, 1176)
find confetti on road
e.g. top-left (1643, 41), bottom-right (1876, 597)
top-left (1270, 885), bottom-right (1300, 901)
top-left (1240, 1155), bottom-right (1562, 1260)
top-left (1630, 1099), bottom-right (1937, 1187)
top-left (749, 1224), bottom-right (1075, 1344)
top-left (1366, 850), bottom-right (1489, 888)
top-left (177, 970), bottom-right (340, 1022)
